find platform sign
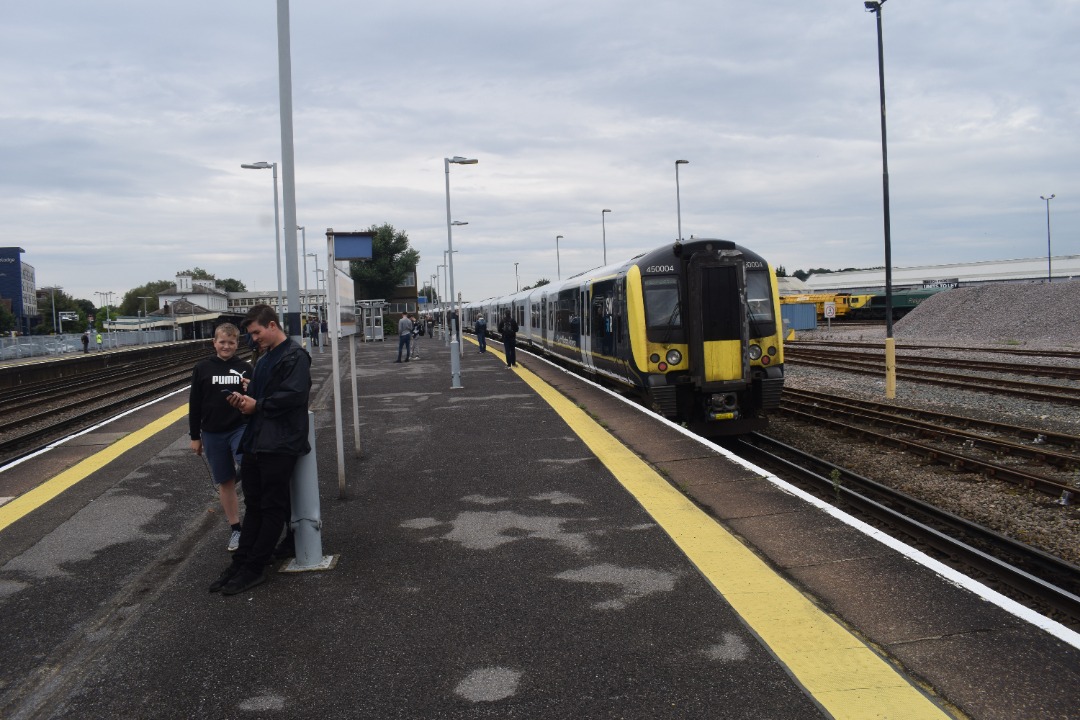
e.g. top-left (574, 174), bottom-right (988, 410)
top-left (823, 302), bottom-right (836, 319)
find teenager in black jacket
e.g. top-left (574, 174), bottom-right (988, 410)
top-left (209, 305), bottom-right (311, 596)
top-left (189, 323), bottom-right (253, 552)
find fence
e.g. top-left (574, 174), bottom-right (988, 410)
top-left (0, 330), bottom-right (177, 361)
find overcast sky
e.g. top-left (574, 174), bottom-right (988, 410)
top-left (2, 0), bottom-right (1077, 307)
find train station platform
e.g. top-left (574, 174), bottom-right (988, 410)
top-left (0, 331), bottom-right (1077, 718)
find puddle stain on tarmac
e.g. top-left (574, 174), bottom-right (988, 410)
top-left (554, 563), bottom-right (677, 610)
top-left (405, 510), bottom-right (594, 553)
top-left (238, 694), bottom-right (285, 712)
top-left (701, 633), bottom-right (751, 662)
top-left (1, 491), bottom-right (169, 581)
top-left (454, 666), bottom-right (523, 702)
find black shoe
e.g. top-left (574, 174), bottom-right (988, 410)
top-left (209, 564), bottom-right (241, 593)
top-left (394, 359), bottom-right (401, 363)
top-left (221, 567), bottom-right (266, 596)
top-left (273, 540), bottom-right (295, 561)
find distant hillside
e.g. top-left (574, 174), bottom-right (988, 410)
top-left (896, 281), bottom-right (1080, 347)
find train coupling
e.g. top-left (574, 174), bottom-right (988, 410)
top-left (707, 393), bottom-right (740, 421)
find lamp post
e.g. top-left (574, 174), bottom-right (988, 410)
top-left (1041, 194), bottom-right (1055, 283)
top-left (556, 235), bottom-right (563, 280)
top-left (95, 291), bottom-right (113, 345)
top-left (445, 155), bottom-right (477, 388)
top-left (309, 256), bottom-right (324, 353)
top-left (241, 161), bottom-right (284, 314)
top-left (443, 247), bottom-right (461, 347)
top-left (436, 264), bottom-right (446, 340)
top-left (865, 0), bottom-right (896, 399)
top-left (139, 295), bottom-right (152, 345)
top-left (515, 262), bottom-right (519, 292)
top-left (675, 160), bottom-right (689, 242)
top-left (47, 286), bottom-right (60, 335)
top-left (298, 225), bottom-right (307, 319)
top-left (601, 209), bottom-right (611, 265)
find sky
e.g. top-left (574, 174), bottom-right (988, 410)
top-left (2, 0), bottom-right (1078, 308)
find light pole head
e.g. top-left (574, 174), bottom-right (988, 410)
top-left (557, 235), bottom-right (563, 241)
top-left (864, 0), bottom-right (884, 11)
top-left (448, 156), bottom-right (478, 165)
top-left (241, 162), bottom-right (273, 170)
top-left (602, 209), bottom-right (611, 214)
top-left (451, 220), bottom-right (469, 226)
top-left (1041, 194), bottom-right (1056, 201)
top-left (676, 159), bottom-right (689, 165)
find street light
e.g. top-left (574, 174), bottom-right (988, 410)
top-left (515, 262), bottom-right (519, 292)
top-left (865, 0), bottom-right (896, 399)
top-left (241, 161), bottom-right (284, 313)
top-left (445, 156), bottom-right (477, 388)
top-left (307, 253), bottom-right (323, 354)
top-left (437, 264), bottom-right (446, 339)
top-left (138, 295), bottom-right (153, 345)
top-left (602, 209), bottom-right (612, 265)
top-left (443, 248), bottom-right (460, 347)
top-left (556, 235), bottom-right (563, 280)
top-left (1041, 194), bottom-right (1055, 283)
top-left (675, 160), bottom-right (689, 242)
top-left (298, 225), bottom-right (307, 319)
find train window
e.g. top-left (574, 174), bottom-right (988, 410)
top-left (643, 277), bottom-right (681, 329)
top-left (746, 271), bottom-right (777, 337)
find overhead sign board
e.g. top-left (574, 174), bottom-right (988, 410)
top-left (333, 232), bottom-right (374, 261)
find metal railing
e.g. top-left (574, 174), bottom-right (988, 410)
top-left (0, 330), bottom-right (177, 361)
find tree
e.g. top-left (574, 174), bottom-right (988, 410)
top-left (174, 267), bottom-right (215, 280)
top-left (775, 265), bottom-right (787, 277)
top-left (349, 223), bottom-right (420, 300)
top-left (520, 278), bottom-right (550, 291)
top-left (119, 280), bottom-right (173, 316)
top-left (0, 303), bottom-right (15, 333)
top-left (218, 278), bottom-right (247, 292)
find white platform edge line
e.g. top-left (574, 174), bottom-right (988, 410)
top-left (0, 386), bottom-right (190, 475)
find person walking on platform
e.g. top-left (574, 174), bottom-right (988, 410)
top-left (395, 313), bottom-right (414, 363)
top-left (499, 310), bottom-right (519, 368)
top-left (409, 314), bottom-right (421, 360)
top-left (209, 304), bottom-right (311, 596)
top-left (189, 323), bottom-right (252, 552)
top-left (475, 314), bottom-right (488, 353)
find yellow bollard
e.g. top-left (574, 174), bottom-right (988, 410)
top-left (885, 337), bottom-right (896, 399)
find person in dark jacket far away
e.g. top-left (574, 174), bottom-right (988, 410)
top-left (498, 310), bottom-right (519, 368)
top-left (209, 304), bottom-right (311, 596)
top-left (475, 314), bottom-right (488, 353)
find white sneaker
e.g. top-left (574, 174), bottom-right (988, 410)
top-left (228, 530), bottom-right (241, 552)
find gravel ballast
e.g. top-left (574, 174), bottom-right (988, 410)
top-left (775, 281), bottom-right (1080, 565)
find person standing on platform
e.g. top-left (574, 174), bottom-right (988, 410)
top-left (498, 310), bottom-right (519, 368)
top-left (395, 313), bottom-right (414, 363)
top-left (209, 304), bottom-right (311, 596)
top-left (95, 332), bottom-right (103, 351)
top-left (81, 332), bottom-right (89, 353)
top-left (475, 314), bottom-right (488, 353)
top-left (189, 323), bottom-right (252, 552)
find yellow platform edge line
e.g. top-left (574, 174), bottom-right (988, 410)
top-left (0, 405), bottom-right (189, 534)
top-left (506, 356), bottom-right (951, 720)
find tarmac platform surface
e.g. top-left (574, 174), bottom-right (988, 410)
top-left (1, 332), bottom-right (1077, 718)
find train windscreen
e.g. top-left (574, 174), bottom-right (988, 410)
top-left (746, 270), bottom-right (777, 338)
top-left (643, 277), bottom-right (681, 329)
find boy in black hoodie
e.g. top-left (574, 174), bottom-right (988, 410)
top-left (189, 323), bottom-right (254, 552)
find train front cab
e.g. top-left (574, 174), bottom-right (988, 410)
top-left (629, 241), bottom-right (784, 434)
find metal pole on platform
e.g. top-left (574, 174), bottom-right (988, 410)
top-left (444, 156), bottom-right (476, 388)
top-left (281, 411), bottom-right (337, 573)
top-left (1041, 194), bottom-right (1055, 283)
top-left (865, 0), bottom-right (896, 400)
top-left (326, 231), bottom-right (347, 498)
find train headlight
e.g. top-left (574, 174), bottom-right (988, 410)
top-left (665, 349), bottom-right (682, 366)
top-left (748, 344), bottom-right (762, 360)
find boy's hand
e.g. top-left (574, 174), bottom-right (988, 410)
top-left (226, 392), bottom-right (256, 415)
top-left (191, 439), bottom-right (202, 455)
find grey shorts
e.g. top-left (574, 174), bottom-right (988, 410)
top-left (202, 426), bottom-right (245, 485)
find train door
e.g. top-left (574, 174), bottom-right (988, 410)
top-left (579, 284), bottom-right (594, 371)
top-left (685, 250), bottom-right (750, 387)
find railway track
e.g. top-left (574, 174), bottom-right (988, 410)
top-left (784, 348), bottom-right (1080, 405)
top-left (0, 343), bottom-right (244, 467)
top-left (788, 339), bottom-right (1080, 362)
top-left (779, 388), bottom-right (1080, 502)
top-left (735, 433), bottom-right (1080, 627)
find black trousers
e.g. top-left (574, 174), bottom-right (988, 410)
top-left (505, 339), bottom-right (517, 366)
top-left (233, 452), bottom-right (297, 573)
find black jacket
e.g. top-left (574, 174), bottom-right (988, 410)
top-left (498, 316), bottom-right (518, 341)
top-left (239, 338), bottom-right (312, 456)
top-left (189, 355), bottom-right (254, 440)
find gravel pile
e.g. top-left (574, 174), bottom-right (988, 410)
top-left (773, 331), bottom-right (1080, 565)
top-left (896, 280), bottom-right (1080, 347)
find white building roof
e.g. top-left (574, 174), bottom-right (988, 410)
top-left (804, 255), bottom-right (1080, 292)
